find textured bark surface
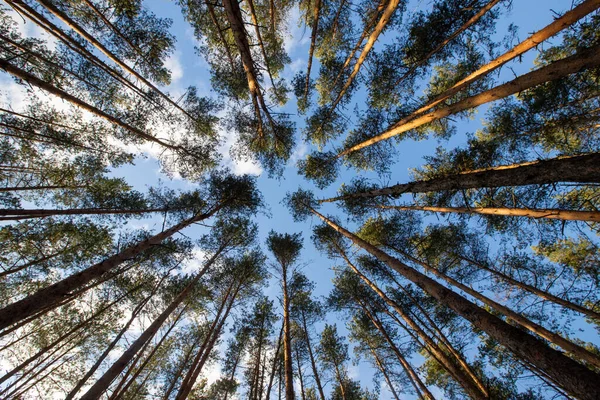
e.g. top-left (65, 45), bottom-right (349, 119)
top-left (282, 265), bottom-right (296, 400)
top-left (321, 153), bottom-right (600, 202)
top-left (339, 44), bottom-right (600, 156)
top-left (310, 208), bottom-right (600, 399)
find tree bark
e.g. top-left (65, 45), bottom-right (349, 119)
top-left (35, 0), bottom-right (196, 121)
top-left (309, 207), bottom-right (600, 399)
top-left (320, 153), bottom-right (600, 203)
top-left (0, 58), bottom-right (180, 152)
top-left (391, 247), bottom-right (600, 370)
top-left (282, 263), bottom-right (296, 400)
top-left (375, 204), bottom-right (600, 222)
top-left (304, 0), bottom-right (322, 100)
top-left (0, 206), bottom-right (222, 332)
top-left (338, 44), bottom-right (600, 156)
top-left (455, 254), bottom-right (600, 321)
top-left (295, 346), bottom-right (307, 400)
top-left (337, 245), bottom-right (487, 399)
top-left (370, 347), bottom-right (402, 400)
top-left (78, 263), bottom-right (212, 400)
top-left (0, 207), bottom-right (170, 220)
top-left (405, 0), bottom-right (600, 119)
top-left (265, 322), bottom-right (284, 400)
top-left (301, 311), bottom-right (326, 400)
top-left (246, 0), bottom-right (276, 88)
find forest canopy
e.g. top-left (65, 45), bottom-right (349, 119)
top-left (0, 0), bottom-right (599, 399)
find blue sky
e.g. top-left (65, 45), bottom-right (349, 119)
top-left (0, 0), bottom-right (591, 397)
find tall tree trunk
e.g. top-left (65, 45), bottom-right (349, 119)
top-left (320, 153), bottom-right (600, 203)
top-left (336, 245), bottom-right (487, 398)
top-left (265, 322), bottom-right (284, 400)
top-left (65, 273), bottom-right (172, 400)
top-left (369, 347), bottom-right (402, 400)
top-left (0, 206), bottom-right (222, 331)
top-left (393, 0), bottom-right (501, 88)
top-left (34, 0), bottom-right (196, 121)
top-left (304, 0), bottom-right (322, 101)
top-left (0, 248), bottom-right (68, 278)
top-left (162, 333), bottom-right (204, 400)
top-left (0, 58), bottom-right (181, 152)
top-left (406, 0), bottom-right (600, 118)
top-left (112, 307), bottom-right (186, 399)
top-left (205, 0), bottom-right (236, 71)
top-left (0, 207), bottom-right (171, 220)
top-left (295, 346), bottom-right (307, 400)
top-left (78, 247), bottom-right (225, 400)
top-left (246, 0), bottom-right (277, 88)
top-left (360, 303), bottom-right (433, 400)
top-left (455, 254), bottom-right (600, 321)
top-left (375, 204), bottom-right (600, 223)
top-left (0, 185), bottom-right (86, 192)
top-left (338, 44), bottom-right (600, 156)
top-left (301, 311), bottom-right (326, 400)
top-left (333, 363), bottom-right (347, 400)
top-left (317, 0), bottom-right (400, 136)
top-left (175, 280), bottom-right (241, 400)
top-left (0, 287), bottom-right (135, 386)
top-left (391, 247), bottom-right (600, 370)
top-left (282, 264), bottom-right (295, 400)
top-left (308, 207), bottom-right (600, 399)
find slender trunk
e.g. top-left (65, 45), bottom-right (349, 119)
top-left (7, 354), bottom-right (74, 399)
top-left (295, 346), bottom-right (306, 400)
top-left (251, 327), bottom-right (264, 400)
top-left (205, 0), bottom-right (236, 70)
top-left (0, 288), bottom-right (134, 386)
top-left (339, 44), bottom-right (600, 156)
top-left (247, 0), bottom-right (276, 88)
top-left (265, 322), bottom-right (284, 400)
top-left (65, 273), bottom-right (171, 400)
top-left (35, 0), bottom-right (196, 121)
top-left (304, 0), bottom-right (322, 100)
top-left (330, 0), bottom-right (348, 38)
top-left (5, 0), bottom-right (156, 103)
top-left (0, 107), bottom-right (84, 132)
top-left (162, 334), bottom-right (204, 400)
top-left (456, 254), bottom-right (600, 321)
top-left (376, 204), bottom-right (600, 223)
top-left (282, 265), bottom-right (295, 400)
top-left (78, 246), bottom-right (225, 400)
top-left (0, 206), bottom-right (222, 331)
top-left (301, 311), bottom-right (326, 400)
top-left (320, 153), bottom-right (600, 203)
top-left (393, 0), bottom-right (501, 88)
top-left (333, 364), bottom-right (347, 400)
top-left (0, 185), bottom-right (86, 192)
top-left (175, 280), bottom-right (241, 400)
top-left (337, 246), bottom-right (487, 398)
top-left (330, 0), bottom-right (386, 90)
top-left (0, 207), bottom-right (169, 220)
top-left (392, 247), bottom-right (600, 370)
top-left (360, 303), bottom-right (434, 400)
top-left (0, 58), bottom-right (180, 152)
top-left (370, 348), bottom-right (402, 400)
top-left (318, 0), bottom-right (400, 135)
top-left (407, 0), bottom-right (600, 118)
top-left (112, 307), bottom-right (185, 399)
top-left (309, 207), bottom-right (600, 399)
top-left (222, 0), bottom-right (272, 137)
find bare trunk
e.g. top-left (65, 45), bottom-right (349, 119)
top-left (309, 207), bottom-right (600, 399)
top-left (337, 246), bottom-right (487, 398)
top-left (78, 246), bottom-right (225, 400)
top-left (205, 0), bottom-right (236, 70)
top-left (35, 0), bottom-right (196, 121)
top-left (0, 58), bottom-right (179, 151)
top-left (339, 44), bottom-right (600, 156)
top-left (282, 264), bottom-right (295, 400)
top-left (0, 185), bottom-right (86, 192)
top-left (408, 0), bottom-right (600, 118)
top-left (0, 207), bottom-right (169, 220)
top-left (247, 0), bottom-right (276, 88)
top-left (301, 311), bottom-right (326, 400)
top-left (295, 346), bottom-right (306, 400)
top-left (320, 153), bottom-right (600, 203)
top-left (456, 254), bottom-right (600, 321)
top-left (392, 247), bottom-right (600, 370)
top-left (376, 204), bottom-right (600, 223)
top-left (0, 206), bottom-right (221, 331)
top-left (370, 348), bottom-right (402, 400)
top-left (304, 0), bottom-right (322, 100)
top-left (265, 322), bottom-right (284, 400)
top-left (360, 304), bottom-right (433, 400)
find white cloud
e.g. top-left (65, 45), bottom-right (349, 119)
top-left (165, 52), bottom-right (184, 84)
top-left (283, 6), bottom-right (310, 54)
